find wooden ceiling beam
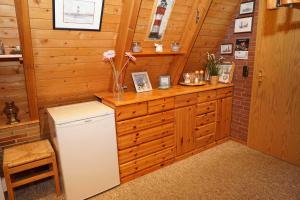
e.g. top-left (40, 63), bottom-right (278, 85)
top-left (14, 0), bottom-right (39, 120)
top-left (168, 0), bottom-right (213, 85)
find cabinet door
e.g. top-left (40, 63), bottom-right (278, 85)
top-left (175, 105), bottom-right (196, 156)
top-left (216, 97), bottom-right (232, 141)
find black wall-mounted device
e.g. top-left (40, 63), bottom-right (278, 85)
top-left (243, 65), bottom-right (249, 77)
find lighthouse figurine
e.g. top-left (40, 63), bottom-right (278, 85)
top-left (149, 0), bottom-right (168, 40)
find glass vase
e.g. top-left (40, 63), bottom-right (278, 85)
top-left (112, 72), bottom-right (124, 101)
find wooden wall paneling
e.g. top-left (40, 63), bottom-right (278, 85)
top-left (14, 0), bottom-right (39, 120)
top-left (248, 1), bottom-right (300, 166)
top-left (267, 0), bottom-right (278, 9)
top-left (113, 0), bottom-right (142, 88)
top-left (169, 0), bottom-right (213, 85)
top-left (184, 0), bottom-right (240, 74)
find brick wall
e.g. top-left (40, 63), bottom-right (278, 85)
top-left (219, 0), bottom-right (259, 142)
top-left (0, 121), bottom-right (41, 174)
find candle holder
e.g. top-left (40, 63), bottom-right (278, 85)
top-left (3, 101), bottom-right (20, 125)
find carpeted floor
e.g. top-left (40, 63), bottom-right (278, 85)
top-left (14, 141), bottom-right (300, 200)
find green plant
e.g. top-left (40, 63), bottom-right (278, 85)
top-left (205, 53), bottom-right (223, 76)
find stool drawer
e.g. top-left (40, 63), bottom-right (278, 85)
top-left (216, 87), bottom-right (233, 98)
top-left (198, 90), bottom-right (217, 103)
top-left (197, 101), bottom-right (216, 115)
top-left (196, 112), bottom-right (216, 126)
top-left (148, 97), bottom-right (174, 114)
top-left (175, 93), bottom-right (198, 108)
top-left (195, 134), bottom-right (215, 148)
top-left (194, 123), bottom-right (216, 138)
top-left (116, 102), bottom-right (148, 121)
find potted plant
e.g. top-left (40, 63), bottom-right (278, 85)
top-left (205, 53), bottom-right (223, 85)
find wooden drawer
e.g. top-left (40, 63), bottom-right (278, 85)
top-left (148, 97), bottom-right (175, 114)
top-left (196, 112), bottom-right (216, 126)
top-left (196, 101), bottom-right (216, 115)
top-left (195, 134), bottom-right (215, 148)
top-left (117, 110), bottom-right (175, 136)
top-left (116, 102), bottom-right (148, 121)
top-left (194, 122), bottom-right (216, 138)
top-left (118, 135), bottom-right (175, 164)
top-left (175, 93), bottom-right (198, 108)
top-left (118, 123), bottom-right (174, 150)
top-left (198, 90), bottom-right (217, 103)
top-left (120, 147), bottom-right (175, 178)
top-left (216, 87), bottom-right (233, 99)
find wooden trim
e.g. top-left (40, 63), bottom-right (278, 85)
top-left (169, 0), bottom-right (213, 85)
top-left (8, 157), bottom-right (53, 174)
top-left (267, 0), bottom-right (278, 9)
top-left (14, 0), bottom-right (39, 120)
top-left (12, 171), bottom-right (54, 188)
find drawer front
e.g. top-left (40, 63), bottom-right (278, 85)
top-left (196, 101), bottom-right (216, 115)
top-left (216, 87), bottom-right (233, 99)
top-left (117, 110), bottom-right (175, 135)
top-left (195, 134), bottom-right (215, 148)
top-left (118, 123), bottom-right (174, 150)
top-left (120, 147), bottom-right (175, 178)
top-left (118, 135), bottom-right (175, 164)
top-left (175, 93), bottom-right (198, 108)
top-left (116, 102), bottom-right (148, 121)
top-left (148, 97), bottom-right (175, 114)
top-left (194, 122), bottom-right (216, 138)
top-left (196, 112), bottom-right (216, 126)
top-left (198, 90), bottom-right (217, 103)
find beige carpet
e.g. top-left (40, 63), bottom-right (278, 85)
top-left (14, 141), bottom-right (300, 200)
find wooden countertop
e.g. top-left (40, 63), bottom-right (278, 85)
top-left (95, 83), bottom-right (233, 107)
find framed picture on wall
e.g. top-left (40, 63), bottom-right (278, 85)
top-left (235, 38), bottom-right (249, 60)
top-left (132, 72), bottom-right (153, 93)
top-left (53, 0), bottom-right (105, 31)
top-left (234, 17), bottom-right (253, 33)
top-left (240, 1), bottom-right (255, 15)
top-left (220, 43), bottom-right (233, 55)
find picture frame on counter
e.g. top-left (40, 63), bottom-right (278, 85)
top-left (219, 62), bottom-right (235, 84)
top-left (240, 1), bottom-right (255, 15)
top-left (132, 72), bottom-right (153, 93)
top-left (220, 43), bottom-right (233, 55)
top-left (234, 17), bottom-right (253, 33)
top-left (158, 75), bottom-right (171, 89)
top-left (53, 0), bottom-right (104, 31)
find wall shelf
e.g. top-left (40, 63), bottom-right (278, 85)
top-left (0, 54), bottom-right (23, 62)
top-left (132, 51), bottom-right (185, 57)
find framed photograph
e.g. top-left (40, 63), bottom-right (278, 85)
top-left (159, 75), bottom-right (171, 89)
top-left (220, 43), bottom-right (233, 55)
top-left (235, 38), bottom-right (249, 60)
top-left (53, 0), bottom-right (105, 31)
top-left (240, 1), bottom-right (255, 15)
top-left (132, 72), bottom-right (153, 93)
top-left (219, 62), bottom-right (235, 83)
top-left (234, 17), bottom-right (253, 33)
top-left (147, 0), bottom-right (175, 40)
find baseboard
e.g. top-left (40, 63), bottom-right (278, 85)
top-left (230, 136), bottom-right (247, 145)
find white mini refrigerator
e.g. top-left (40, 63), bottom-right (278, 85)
top-left (47, 101), bottom-right (120, 200)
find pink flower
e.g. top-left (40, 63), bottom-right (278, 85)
top-left (125, 52), bottom-right (136, 62)
top-left (103, 50), bottom-right (116, 61)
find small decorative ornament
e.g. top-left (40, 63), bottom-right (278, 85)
top-left (171, 42), bottom-right (180, 52)
top-left (3, 101), bottom-right (20, 125)
top-left (159, 75), bottom-right (171, 89)
top-left (10, 45), bottom-right (22, 55)
top-left (154, 43), bottom-right (163, 52)
top-left (0, 40), bottom-right (5, 55)
top-left (132, 42), bottom-right (142, 53)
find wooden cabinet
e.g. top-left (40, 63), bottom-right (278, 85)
top-left (175, 105), bottom-right (196, 156)
top-left (97, 85), bottom-right (233, 182)
top-left (216, 97), bottom-right (233, 141)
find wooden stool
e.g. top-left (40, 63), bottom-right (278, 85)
top-left (3, 140), bottom-right (60, 200)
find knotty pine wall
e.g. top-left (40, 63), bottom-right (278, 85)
top-left (184, 0), bottom-right (240, 72)
top-left (124, 0), bottom-right (194, 91)
top-left (0, 0), bottom-right (30, 124)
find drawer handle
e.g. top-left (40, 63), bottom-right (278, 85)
top-left (187, 100), bottom-right (190, 103)
top-left (161, 105), bottom-right (166, 108)
top-left (132, 111), bottom-right (136, 114)
top-left (133, 126), bottom-right (137, 129)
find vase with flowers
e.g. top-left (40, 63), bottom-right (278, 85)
top-left (103, 50), bottom-right (136, 100)
top-left (205, 53), bottom-right (223, 85)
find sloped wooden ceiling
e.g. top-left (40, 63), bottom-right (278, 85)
top-left (184, 0), bottom-right (240, 73)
